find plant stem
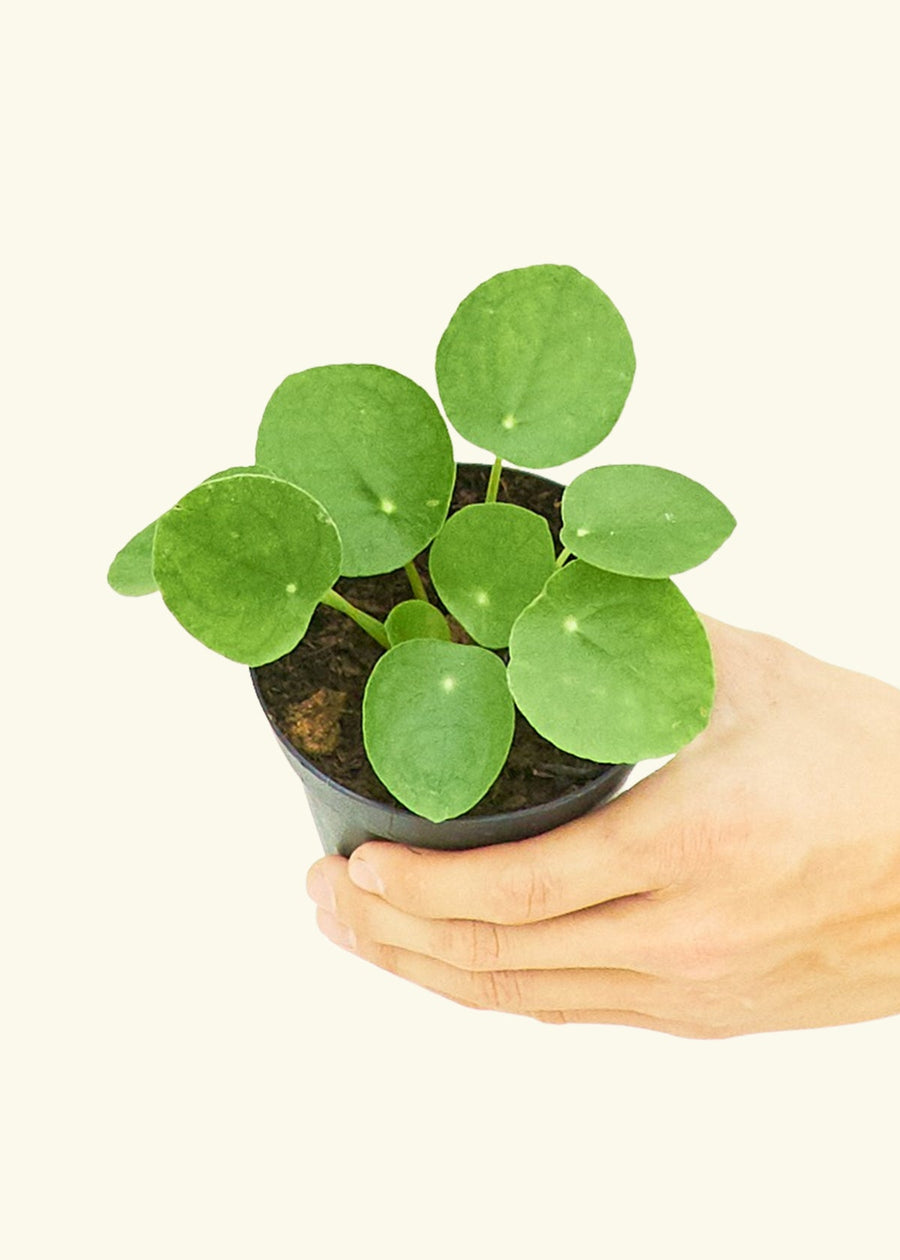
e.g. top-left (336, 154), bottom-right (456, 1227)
top-left (321, 589), bottom-right (390, 649)
top-left (554, 546), bottom-right (572, 569)
top-left (485, 456), bottom-right (503, 504)
top-left (404, 560), bottom-right (430, 602)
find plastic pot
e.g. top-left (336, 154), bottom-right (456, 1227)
top-left (250, 671), bottom-right (631, 856)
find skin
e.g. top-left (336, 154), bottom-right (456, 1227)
top-left (306, 618), bottom-right (900, 1038)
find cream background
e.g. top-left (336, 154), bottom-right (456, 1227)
top-left (3, 2), bottom-right (899, 1257)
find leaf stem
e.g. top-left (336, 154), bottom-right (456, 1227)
top-left (404, 560), bottom-right (430, 602)
top-left (554, 546), bottom-right (572, 569)
top-left (321, 589), bottom-right (390, 649)
top-left (485, 457), bottom-right (503, 504)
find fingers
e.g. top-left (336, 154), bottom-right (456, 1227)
top-left (315, 905), bottom-right (664, 1018)
top-left (307, 859), bottom-right (727, 1037)
top-left (531, 1010), bottom-right (711, 1037)
top-left (309, 855), bottom-right (662, 972)
top-left (344, 763), bottom-right (693, 925)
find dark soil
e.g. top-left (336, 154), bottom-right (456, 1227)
top-left (253, 463), bottom-right (613, 815)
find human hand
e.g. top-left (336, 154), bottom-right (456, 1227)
top-left (305, 619), bottom-right (900, 1037)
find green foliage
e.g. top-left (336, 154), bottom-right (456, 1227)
top-left (106, 466), bottom-right (278, 598)
top-left (385, 600), bottom-right (452, 646)
top-left (428, 503), bottom-right (555, 648)
top-left (108, 263), bottom-right (737, 822)
top-left (507, 561), bottom-right (714, 763)
top-left (107, 520), bottom-right (159, 596)
top-left (435, 264), bottom-right (635, 468)
top-left (561, 464), bottom-right (736, 577)
top-left (363, 640), bottom-right (515, 822)
top-left (203, 464), bottom-right (278, 484)
top-left (154, 471), bottom-right (341, 666)
top-left (256, 364), bottom-right (455, 576)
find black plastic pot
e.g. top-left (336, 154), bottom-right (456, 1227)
top-left (250, 669), bottom-right (631, 856)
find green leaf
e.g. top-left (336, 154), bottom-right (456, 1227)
top-left (107, 467), bottom-right (278, 598)
top-left (436, 264), bottom-right (635, 469)
top-left (256, 364), bottom-right (455, 576)
top-left (385, 599), bottom-right (452, 647)
top-left (107, 520), bottom-right (159, 596)
top-left (561, 464), bottom-right (736, 577)
top-left (507, 560), bottom-right (713, 762)
top-left (153, 471), bottom-right (342, 666)
top-left (363, 640), bottom-right (515, 822)
top-left (202, 464), bottom-right (278, 484)
top-left (428, 503), bottom-right (556, 648)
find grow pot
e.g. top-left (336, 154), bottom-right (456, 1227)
top-left (251, 464), bottom-right (633, 857)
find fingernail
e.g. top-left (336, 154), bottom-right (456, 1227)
top-left (306, 868), bottom-right (336, 914)
top-left (318, 909), bottom-right (357, 951)
top-left (348, 858), bottom-right (384, 896)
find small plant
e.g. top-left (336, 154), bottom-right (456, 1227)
top-left (108, 264), bottom-right (735, 822)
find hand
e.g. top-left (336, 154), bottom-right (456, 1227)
top-left (306, 619), bottom-right (900, 1037)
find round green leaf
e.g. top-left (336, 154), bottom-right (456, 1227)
top-left (363, 640), bottom-right (515, 822)
top-left (428, 503), bottom-right (556, 648)
top-left (561, 464), bottom-right (736, 577)
top-left (508, 561), bottom-right (713, 763)
top-left (108, 519), bottom-right (159, 596)
top-left (153, 472), bottom-right (342, 666)
top-left (436, 264), bottom-right (635, 469)
top-left (203, 464), bottom-right (278, 484)
top-left (107, 467), bottom-right (279, 597)
top-left (256, 364), bottom-right (455, 577)
top-left (385, 599), bottom-right (452, 646)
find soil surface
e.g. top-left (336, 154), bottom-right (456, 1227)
top-left (253, 463), bottom-right (613, 815)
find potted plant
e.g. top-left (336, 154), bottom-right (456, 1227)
top-left (108, 264), bottom-right (735, 855)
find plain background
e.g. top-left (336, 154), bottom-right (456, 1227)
top-left (3, 2), bottom-right (898, 1257)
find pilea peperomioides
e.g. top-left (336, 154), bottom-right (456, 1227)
top-left (108, 263), bottom-right (735, 822)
